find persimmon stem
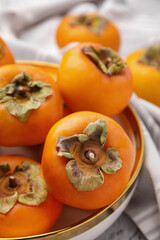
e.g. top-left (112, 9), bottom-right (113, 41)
top-left (9, 176), bottom-right (17, 189)
top-left (84, 150), bottom-right (95, 162)
top-left (16, 86), bottom-right (28, 98)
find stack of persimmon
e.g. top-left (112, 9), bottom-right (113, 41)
top-left (0, 25), bottom-right (135, 239)
top-left (42, 41), bottom-right (134, 210)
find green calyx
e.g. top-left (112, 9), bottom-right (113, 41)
top-left (0, 161), bottom-right (48, 214)
top-left (0, 44), bottom-right (4, 59)
top-left (70, 14), bottom-right (108, 35)
top-left (138, 43), bottom-right (160, 70)
top-left (57, 119), bottom-right (122, 191)
top-left (82, 46), bottom-right (126, 75)
top-left (0, 72), bottom-right (53, 122)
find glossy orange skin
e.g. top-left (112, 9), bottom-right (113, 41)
top-left (58, 43), bottom-right (133, 117)
top-left (0, 155), bottom-right (63, 238)
top-left (0, 37), bottom-right (15, 66)
top-left (56, 14), bottom-right (120, 51)
top-left (0, 64), bottom-right (63, 147)
top-left (42, 111), bottom-right (134, 210)
top-left (127, 49), bottom-right (160, 107)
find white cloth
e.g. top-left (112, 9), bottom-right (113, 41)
top-left (0, 0), bottom-right (160, 239)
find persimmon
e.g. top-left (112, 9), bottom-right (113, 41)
top-left (58, 42), bottom-right (133, 117)
top-left (56, 14), bottom-right (120, 51)
top-left (126, 43), bottom-right (160, 106)
top-left (42, 111), bottom-right (134, 210)
top-left (0, 37), bottom-right (15, 66)
top-left (0, 64), bottom-right (63, 147)
top-left (0, 155), bottom-right (63, 238)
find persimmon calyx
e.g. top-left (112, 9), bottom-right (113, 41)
top-left (138, 43), bottom-right (160, 70)
top-left (82, 46), bottom-right (126, 75)
top-left (0, 161), bottom-right (48, 214)
top-left (0, 44), bottom-right (4, 59)
top-left (70, 14), bottom-right (108, 35)
top-left (0, 72), bottom-right (53, 122)
top-left (57, 119), bottom-right (122, 191)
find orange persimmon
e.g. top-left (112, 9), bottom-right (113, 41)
top-left (42, 111), bottom-right (134, 210)
top-left (0, 64), bottom-right (63, 146)
top-left (56, 14), bottom-right (120, 51)
top-left (0, 37), bottom-right (15, 66)
top-left (126, 44), bottom-right (160, 106)
top-left (0, 155), bottom-right (63, 238)
top-left (58, 42), bottom-right (133, 117)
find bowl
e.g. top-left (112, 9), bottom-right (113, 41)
top-left (0, 61), bottom-right (144, 240)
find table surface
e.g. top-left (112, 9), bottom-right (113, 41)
top-left (96, 212), bottom-right (147, 240)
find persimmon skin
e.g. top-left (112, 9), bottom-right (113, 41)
top-left (126, 49), bottom-right (160, 107)
top-left (58, 43), bottom-right (133, 117)
top-left (0, 37), bottom-right (15, 66)
top-left (0, 64), bottom-right (63, 147)
top-left (0, 155), bottom-right (63, 238)
top-left (56, 14), bottom-right (120, 51)
top-left (42, 111), bottom-right (134, 210)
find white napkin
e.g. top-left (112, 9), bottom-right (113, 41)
top-left (0, 0), bottom-right (160, 239)
top-left (126, 121), bottom-right (160, 240)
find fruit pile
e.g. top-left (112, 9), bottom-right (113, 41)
top-left (0, 12), bottom-right (158, 238)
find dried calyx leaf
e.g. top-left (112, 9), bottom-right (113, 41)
top-left (57, 135), bottom-right (79, 160)
top-left (66, 160), bottom-right (104, 191)
top-left (0, 192), bottom-right (18, 214)
top-left (0, 72), bottom-right (53, 122)
top-left (138, 43), bottom-right (160, 70)
top-left (70, 14), bottom-right (108, 35)
top-left (18, 177), bottom-right (48, 206)
top-left (101, 148), bottom-right (122, 174)
top-left (82, 46), bottom-right (126, 75)
top-left (57, 119), bottom-right (122, 191)
top-left (0, 163), bottom-right (10, 177)
top-left (0, 44), bottom-right (4, 59)
top-left (83, 119), bottom-right (107, 146)
top-left (0, 161), bottom-right (48, 214)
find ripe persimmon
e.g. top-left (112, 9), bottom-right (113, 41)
top-left (58, 42), bottom-right (133, 117)
top-left (0, 155), bottom-right (63, 238)
top-left (0, 37), bottom-right (15, 66)
top-left (126, 43), bottom-right (160, 106)
top-left (0, 64), bottom-right (63, 146)
top-left (42, 111), bottom-right (134, 210)
top-left (56, 14), bottom-right (120, 51)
